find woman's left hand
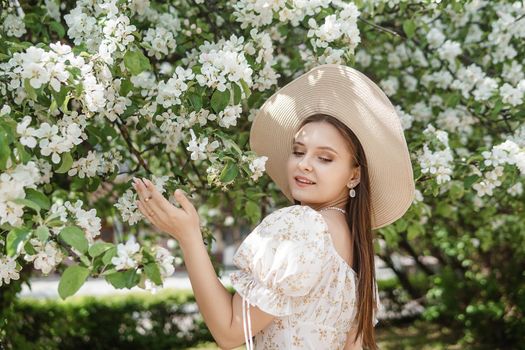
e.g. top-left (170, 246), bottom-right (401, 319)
top-left (132, 177), bottom-right (202, 246)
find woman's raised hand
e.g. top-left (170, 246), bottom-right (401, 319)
top-left (132, 177), bottom-right (202, 246)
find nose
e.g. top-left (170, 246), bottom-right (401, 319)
top-left (298, 155), bottom-right (312, 172)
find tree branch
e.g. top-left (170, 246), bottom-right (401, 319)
top-left (114, 117), bottom-right (151, 174)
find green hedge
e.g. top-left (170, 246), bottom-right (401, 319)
top-left (3, 279), bottom-right (410, 349)
top-left (4, 288), bottom-right (230, 350)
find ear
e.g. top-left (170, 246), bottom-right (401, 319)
top-left (348, 166), bottom-right (360, 186)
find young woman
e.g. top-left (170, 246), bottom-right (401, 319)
top-left (133, 64), bottom-right (415, 349)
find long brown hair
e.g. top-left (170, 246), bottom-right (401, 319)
top-left (293, 114), bottom-right (379, 350)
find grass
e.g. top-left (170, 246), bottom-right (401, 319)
top-left (186, 319), bottom-right (468, 350)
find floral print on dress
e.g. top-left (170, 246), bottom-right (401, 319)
top-left (229, 205), bottom-right (382, 349)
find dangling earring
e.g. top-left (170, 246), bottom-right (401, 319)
top-left (348, 184), bottom-right (356, 198)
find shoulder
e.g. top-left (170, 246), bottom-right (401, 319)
top-left (260, 205), bottom-right (329, 241)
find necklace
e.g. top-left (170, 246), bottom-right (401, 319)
top-left (318, 206), bottom-right (347, 214)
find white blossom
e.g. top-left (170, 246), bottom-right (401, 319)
top-left (195, 35), bottom-right (253, 92)
top-left (16, 116), bottom-right (38, 148)
top-left (499, 83), bottom-right (524, 106)
top-left (379, 76), bottom-right (399, 96)
top-left (64, 200), bottom-right (102, 244)
top-left (115, 189), bottom-right (143, 225)
top-left (186, 129), bottom-right (220, 161)
top-left (438, 40), bottom-right (462, 66)
top-left (24, 239), bottom-right (64, 275)
top-left (426, 28), bottom-right (445, 49)
top-left (155, 246), bottom-right (175, 278)
top-left (218, 104), bottom-right (242, 129)
top-left (112, 236), bottom-right (141, 270)
top-left (3, 14), bottom-right (26, 38)
top-left (0, 256), bottom-right (20, 286)
top-left (248, 156), bottom-right (268, 181)
top-left (419, 125), bottom-right (454, 185)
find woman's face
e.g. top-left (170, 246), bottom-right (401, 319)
top-left (286, 121), bottom-right (360, 207)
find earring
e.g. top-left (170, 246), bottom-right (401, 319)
top-left (348, 184), bottom-right (356, 198)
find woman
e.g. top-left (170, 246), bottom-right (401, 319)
top-left (133, 64), bottom-right (415, 349)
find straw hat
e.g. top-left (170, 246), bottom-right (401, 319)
top-left (249, 64), bottom-right (415, 230)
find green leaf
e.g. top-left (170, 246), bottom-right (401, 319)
top-left (211, 89), bottom-right (230, 114)
top-left (52, 86), bottom-right (69, 107)
top-left (35, 226), bottom-right (50, 242)
top-left (102, 246), bottom-right (118, 265)
top-left (11, 198), bottom-right (41, 213)
top-left (101, 268), bottom-right (117, 276)
top-left (0, 129), bottom-right (10, 170)
top-left (58, 265), bottom-right (90, 299)
top-left (220, 137), bottom-right (242, 156)
top-left (23, 79), bottom-right (37, 100)
top-left (25, 188), bottom-right (50, 210)
top-left (85, 125), bottom-right (103, 146)
top-left (105, 269), bottom-right (140, 289)
top-left (24, 240), bottom-right (37, 255)
top-left (123, 49), bottom-right (151, 75)
top-left (119, 78), bottom-right (133, 96)
top-left (188, 92), bottom-right (203, 111)
top-left (379, 225), bottom-right (399, 248)
top-left (449, 181), bottom-right (465, 200)
top-left (403, 19), bottom-right (416, 39)
top-left (88, 242), bottom-right (114, 258)
top-left (220, 161), bottom-right (238, 183)
top-left (49, 21), bottom-right (65, 38)
top-left (15, 142), bottom-right (31, 163)
top-left (407, 223), bottom-right (423, 240)
top-left (6, 227), bottom-right (31, 256)
top-left (59, 226), bottom-right (88, 254)
top-left (240, 79), bottom-right (251, 99)
top-left (79, 255), bottom-right (91, 267)
top-left (87, 177), bottom-right (101, 192)
top-left (144, 262), bottom-right (162, 285)
top-left (445, 93), bottom-right (460, 108)
top-left (55, 152), bottom-right (73, 174)
top-left (233, 83), bottom-right (242, 105)
top-left (464, 175), bottom-right (480, 188)
top-left (395, 218), bottom-right (408, 232)
top-left (245, 201), bottom-right (260, 225)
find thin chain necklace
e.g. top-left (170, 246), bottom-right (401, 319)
top-left (318, 206), bottom-right (347, 214)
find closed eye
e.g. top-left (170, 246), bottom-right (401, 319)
top-left (292, 151), bottom-right (332, 162)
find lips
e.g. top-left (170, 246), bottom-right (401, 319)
top-left (294, 176), bottom-right (316, 185)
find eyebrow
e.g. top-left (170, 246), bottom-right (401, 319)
top-left (292, 141), bottom-right (338, 155)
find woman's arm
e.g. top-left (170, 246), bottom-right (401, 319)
top-left (132, 178), bottom-right (275, 348)
top-left (344, 323), bottom-right (363, 350)
top-left (180, 235), bottom-right (275, 349)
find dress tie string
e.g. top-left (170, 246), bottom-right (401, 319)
top-left (242, 279), bottom-right (255, 350)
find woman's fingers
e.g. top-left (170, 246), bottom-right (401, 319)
top-left (140, 178), bottom-right (172, 215)
top-left (136, 200), bottom-right (157, 225)
top-left (133, 177), bottom-right (187, 231)
top-left (133, 178), bottom-right (166, 217)
top-left (173, 189), bottom-right (196, 216)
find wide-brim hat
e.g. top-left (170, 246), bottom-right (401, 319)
top-left (249, 64), bottom-right (415, 230)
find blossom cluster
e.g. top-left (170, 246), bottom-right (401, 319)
top-left (194, 35), bottom-right (254, 92)
top-left (418, 124), bottom-right (454, 186)
top-left (307, 2), bottom-right (361, 54)
top-left (0, 161), bottom-right (42, 227)
top-left (473, 140), bottom-right (525, 197)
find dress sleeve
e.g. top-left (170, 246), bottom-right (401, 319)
top-left (229, 205), bottom-right (328, 317)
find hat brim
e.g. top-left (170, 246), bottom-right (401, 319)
top-left (249, 64), bottom-right (415, 230)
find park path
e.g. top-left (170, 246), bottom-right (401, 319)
top-left (19, 263), bottom-right (396, 299)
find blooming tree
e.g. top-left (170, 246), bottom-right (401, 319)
top-left (0, 0), bottom-right (524, 347)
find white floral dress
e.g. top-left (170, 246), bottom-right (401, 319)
top-left (229, 205), bottom-right (381, 350)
